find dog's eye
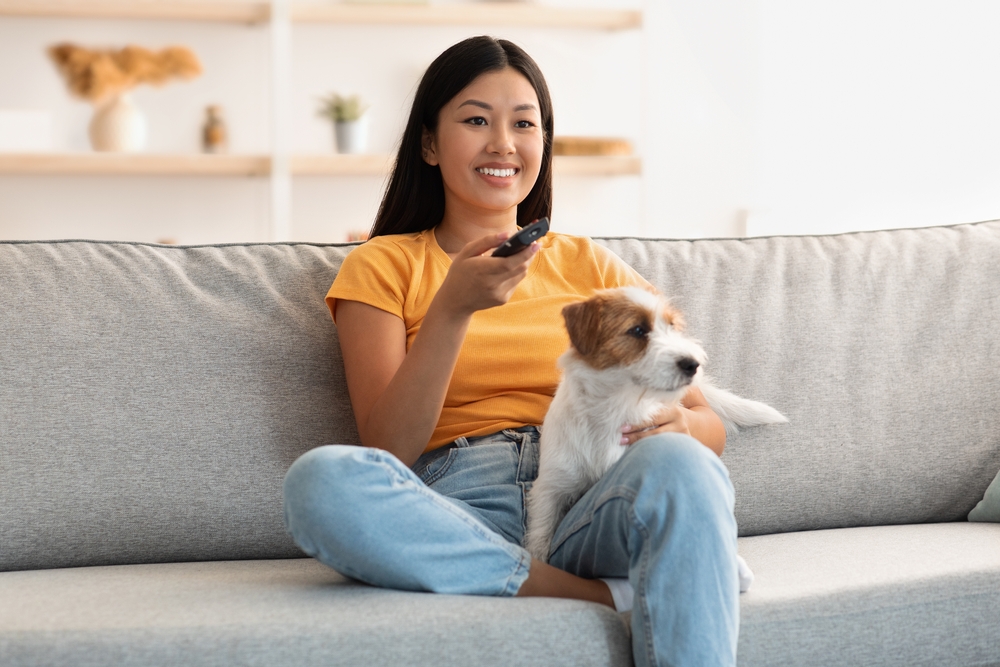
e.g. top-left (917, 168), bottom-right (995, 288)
top-left (626, 325), bottom-right (648, 339)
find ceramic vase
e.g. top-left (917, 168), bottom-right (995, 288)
top-left (89, 93), bottom-right (147, 153)
top-left (335, 115), bottom-right (369, 154)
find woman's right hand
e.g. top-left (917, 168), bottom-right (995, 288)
top-left (436, 232), bottom-right (540, 318)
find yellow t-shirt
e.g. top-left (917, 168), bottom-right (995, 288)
top-left (326, 229), bottom-right (650, 451)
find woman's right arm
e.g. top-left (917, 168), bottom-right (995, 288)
top-left (335, 232), bottom-right (538, 467)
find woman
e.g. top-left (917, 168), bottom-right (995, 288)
top-left (283, 36), bottom-right (739, 667)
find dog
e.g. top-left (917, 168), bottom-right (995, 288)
top-left (525, 287), bottom-right (787, 591)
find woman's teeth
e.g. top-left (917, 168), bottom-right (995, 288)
top-left (477, 167), bottom-right (517, 177)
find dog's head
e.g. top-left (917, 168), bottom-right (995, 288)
top-left (561, 287), bottom-right (706, 395)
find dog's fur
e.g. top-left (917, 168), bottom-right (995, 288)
top-left (525, 287), bottom-right (787, 562)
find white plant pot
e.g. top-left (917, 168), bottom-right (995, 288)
top-left (89, 93), bottom-right (147, 153)
top-left (335, 116), bottom-right (368, 154)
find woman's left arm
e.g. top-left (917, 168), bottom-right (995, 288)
top-left (621, 387), bottom-right (727, 456)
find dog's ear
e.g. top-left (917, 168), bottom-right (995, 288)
top-left (562, 299), bottom-right (602, 356)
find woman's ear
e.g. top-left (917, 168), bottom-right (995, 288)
top-left (421, 127), bottom-right (438, 166)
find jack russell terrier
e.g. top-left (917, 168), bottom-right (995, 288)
top-left (525, 287), bottom-right (787, 595)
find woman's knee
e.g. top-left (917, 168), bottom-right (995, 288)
top-left (620, 433), bottom-right (733, 500)
top-left (283, 445), bottom-right (393, 531)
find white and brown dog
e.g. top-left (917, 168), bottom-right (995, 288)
top-left (525, 287), bottom-right (787, 590)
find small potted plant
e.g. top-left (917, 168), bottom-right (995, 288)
top-left (317, 93), bottom-right (369, 154)
top-left (48, 43), bottom-right (201, 153)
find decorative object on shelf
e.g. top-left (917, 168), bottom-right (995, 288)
top-left (552, 136), bottom-right (632, 156)
top-left (87, 94), bottom-right (146, 153)
top-left (202, 105), bottom-right (228, 153)
top-left (317, 93), bottom-right (370, 154)
top-left (346, 230), bottom-right (370, 242)
top-left (48, 43), bottom-right (202, 153)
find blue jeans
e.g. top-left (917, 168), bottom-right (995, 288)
top-left (283, 427), bottom-right (739, 667)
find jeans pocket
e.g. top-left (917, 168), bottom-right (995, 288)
top-left (412, 442), bottom-right (460, 485)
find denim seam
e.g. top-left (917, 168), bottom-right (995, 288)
top-left (515, 438), bottom-right (528, 542)
top-left (631, 504), bottom-right (657, 667)
top-left (500, 544), bottom-right (533, 596)
top-left (370, 449), bottom-right (528, 595)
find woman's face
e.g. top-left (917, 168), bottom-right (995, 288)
top-left (423, 67), bottom-right (544, 222)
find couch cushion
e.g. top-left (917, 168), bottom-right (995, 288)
top-left (600, 220), bottom-right (1000, 536)
top-left (0, 559), bottom-right (631, 667)
top-left (736, 522), bottom-right (1000, 667)
top-left (0, 241), bottom-right (358, 571)
top-left (3, 525), bottom-right (997, 667)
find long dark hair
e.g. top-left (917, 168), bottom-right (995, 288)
top-left (369, 36), bottom-right (553, 239)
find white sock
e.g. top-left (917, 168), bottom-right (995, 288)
top-left (737, 555), bottom-right (754, 593)
top-left (600, 577), bottom-right (634, 612)
top-left (601, 557), bottom-right (751, 611)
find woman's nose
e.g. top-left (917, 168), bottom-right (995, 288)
top-left (487, 125), bottom-right (514, 155)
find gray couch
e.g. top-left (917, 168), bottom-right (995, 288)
top-left (2, 221), bottom-right (999, 667)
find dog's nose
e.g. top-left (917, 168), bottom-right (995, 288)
top-left (677, 357), bottom-right (700, 377)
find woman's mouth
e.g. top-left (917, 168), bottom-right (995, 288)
top-left (476, 167), bottom-right (518, 178)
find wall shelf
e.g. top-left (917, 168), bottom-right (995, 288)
top-left (0, 153), bottom-right (641, 177)
top-left (292, 4), bottom-right (641, 31)
top-left (0, 153), bottom-right (270, 176)
top-left (0, 1), bottom-right (271, 24)
top-left (0, 1), bottom-right (640, 30)
top-left (291, 153), bottom-right (392, 176)
top-left (554, 155), bottom-right (640, 176)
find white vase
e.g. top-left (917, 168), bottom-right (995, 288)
top-left (335, 115), bottom-right (369, 154)
top-left (89, 93), bottom-right (147, 153)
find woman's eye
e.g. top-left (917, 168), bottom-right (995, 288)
top-left (515, 120), bottom-right (534, 129)
top-left (464, 117), bottom-right (487, 126)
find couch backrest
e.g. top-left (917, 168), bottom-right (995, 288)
top-left (601, 220), bottom-right (1000, 536)
top-left (0, 241), bottom-right (357, 571)
top-left (2, 222), bottom-right (999, 571)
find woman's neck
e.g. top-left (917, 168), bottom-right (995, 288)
top-left (434, 208), bottom-right (519, 255)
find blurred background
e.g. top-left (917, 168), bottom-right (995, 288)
top-left (0, 0), bottom-right (998, 244)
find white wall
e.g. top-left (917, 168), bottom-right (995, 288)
top-left (2, 1), bottom-right (999, 244)
top-left (749, 0), bottom-right (1000, 236)
top-left (641, 0), bottom-right (758, 238)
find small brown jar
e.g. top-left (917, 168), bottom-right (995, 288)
top-left (202, 105), bottom-right (227, 154)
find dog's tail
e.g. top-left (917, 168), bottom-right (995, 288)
top-left (698, 382), bottom-right (788, 437)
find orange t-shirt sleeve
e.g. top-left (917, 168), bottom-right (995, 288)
top-left (325, 240), bottom-right (411, 323)
top-left (592, 241), bottom-right (653, 290)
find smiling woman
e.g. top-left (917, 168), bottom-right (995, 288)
top-left (283, 35), bottom-right (740, 667)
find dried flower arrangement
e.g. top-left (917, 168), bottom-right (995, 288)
top-left (317, 93), bottom-right (369, 123)
top-left (48, 43), bottom-right (202, 104)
